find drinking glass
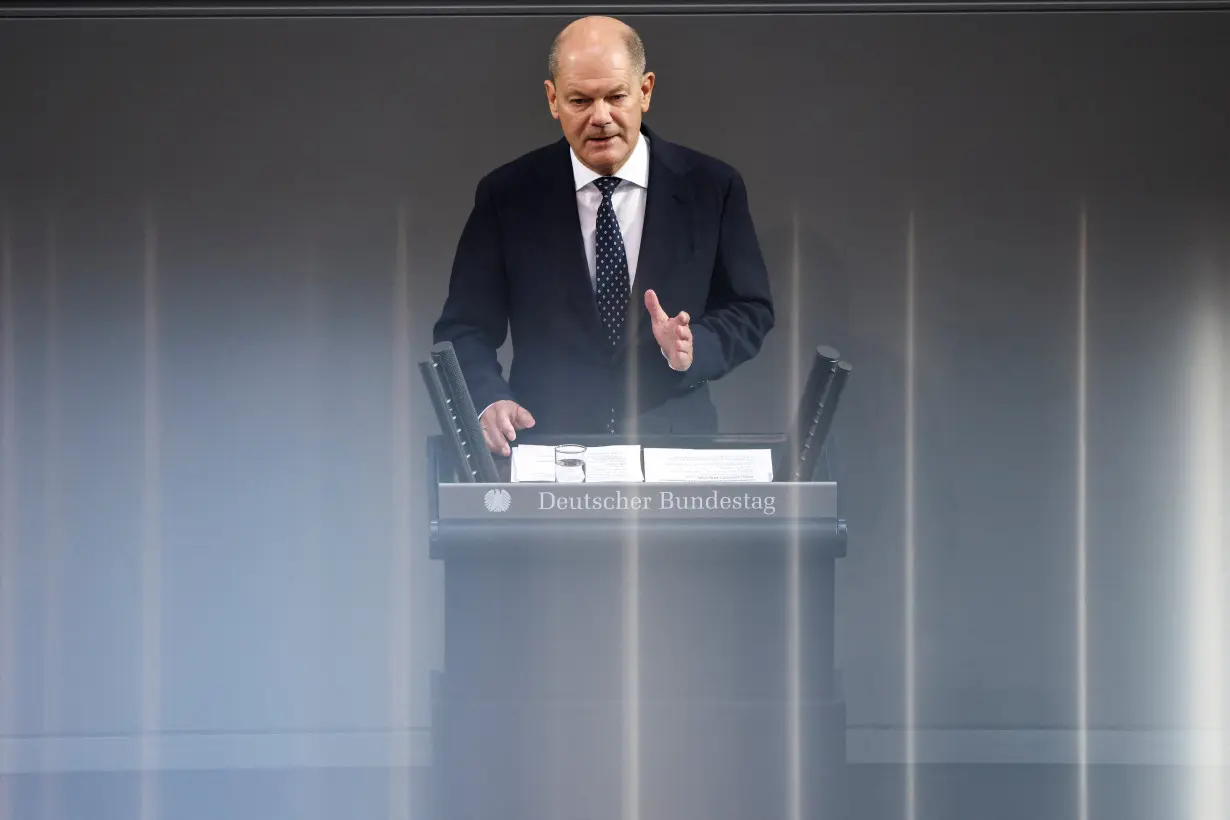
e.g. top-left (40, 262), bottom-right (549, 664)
top-left (554, 444), bottom-right (587, 483)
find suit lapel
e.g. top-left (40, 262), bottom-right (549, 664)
top-left (623, 127), bottom-right (692, 354)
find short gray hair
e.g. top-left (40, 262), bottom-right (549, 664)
top-left (548, 26), bottom-right (647, 82)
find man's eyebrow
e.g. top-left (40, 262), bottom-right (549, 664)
top-left (567, 86), bottom-right (627, 99)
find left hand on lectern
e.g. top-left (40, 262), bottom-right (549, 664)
top-left (645, 289), bottom-right (692, 372)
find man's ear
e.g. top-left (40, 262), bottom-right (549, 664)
top-left (544, 79), bottom-right (560, 120)
top-left (639, 72), bottom-right (655, 112)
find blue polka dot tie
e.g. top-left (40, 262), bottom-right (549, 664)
top-left (593, 175), bottom-right (630, 434)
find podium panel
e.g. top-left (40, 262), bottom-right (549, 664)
top-left (428, 434), bottom-right (847, 820)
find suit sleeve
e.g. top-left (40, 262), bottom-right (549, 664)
top-left (679, 170), bottom-right (775, 388)
top-left (432, 176), bottom-right (516, 411)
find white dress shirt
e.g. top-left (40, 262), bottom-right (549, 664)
top-left (570, 132), bottom-right (650, 288)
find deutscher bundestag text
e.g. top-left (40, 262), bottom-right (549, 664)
top-left (538, 490), bottom-right (775, 515)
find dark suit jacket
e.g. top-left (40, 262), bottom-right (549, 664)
top-left (432, 124), bottom-right (774, 435)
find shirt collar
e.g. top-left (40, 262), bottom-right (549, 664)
top-left (570, 131), bottom-right (650, 192)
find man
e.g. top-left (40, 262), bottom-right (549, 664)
top-left (433, 16), bottom-right (774, 455)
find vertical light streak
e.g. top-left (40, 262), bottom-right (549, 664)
top-left (1076, 205), bottom-right (1091, 820)
top-left (138, 202), bottom-right (163, 820)
top-left (40, 208), bottom-right (65, 820)
top-left (904, 211), bottom-right (918, 820)
top-left (1184, 256), bottom-right (1226, 819)
top-left (787, 206), bottom-right (802, 820)
top-left (0, 207), bottom-right (17, 820)
top-left (388, 203), bottom-right (415, 820)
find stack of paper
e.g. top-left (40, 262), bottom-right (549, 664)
top-left (510, 444), bottom-right (773, 483)
top-left (642, 448), bottom-right (774, 483)
top-left (582, 444), bottom-right (644, 483)
top-left (510, 444), bottom-right (557, 483)
top-left (510, 443), bottom-right (645, 483)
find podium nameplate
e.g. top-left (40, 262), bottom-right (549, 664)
top-left (437, 481), bottom-right (837, 520)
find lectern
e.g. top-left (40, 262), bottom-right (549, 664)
top-left (428, 432), bottom-right (847, 820)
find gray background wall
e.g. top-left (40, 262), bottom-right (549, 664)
top-left (1, 4), bottom-right (1228, 819)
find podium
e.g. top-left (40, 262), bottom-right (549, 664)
top-left (428, 433), bottom-right (847, 820)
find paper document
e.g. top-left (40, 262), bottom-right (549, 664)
top-left (510, 444), bottom-right (557, 483)
top-left (643, 448), bottom-right (775, 483)
top-left (512, 443), bottom-right (644, 483)
top-left (582, 444), bottom-right (644, 483)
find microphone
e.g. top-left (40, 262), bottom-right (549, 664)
top-left (420, 342), bottom-right (500, 483)
top-left (776, 345), bottom-right (852, 483)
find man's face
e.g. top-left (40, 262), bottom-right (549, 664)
top-left (545, 42), bottom-right (654, 176)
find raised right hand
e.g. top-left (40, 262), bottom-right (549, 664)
top-left (480, 399), bottom-right (536, 456)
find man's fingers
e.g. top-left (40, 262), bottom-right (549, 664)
top-left (676, 323), bottom-right (691, 341)
top-left (514, 406), bottom-right (536, 429)
top-left (479, 409), bottom-right (499, 453)
top-left (481, 401), bottom-right (525, 455)
top-left (478, 401), bottom-right (535, 456)
top-left (676, 310), bottom-right (690, 326)
top-left (483, 425), bottom-right (510, 456)
top-left (665, 339), bottom-right (693, 371)
top-left (487, 419), bottom-right (512, 455)
top-left (663, 337), bottom-right (692, 356)
top-left (644, 289), bottom-right (668, 322)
